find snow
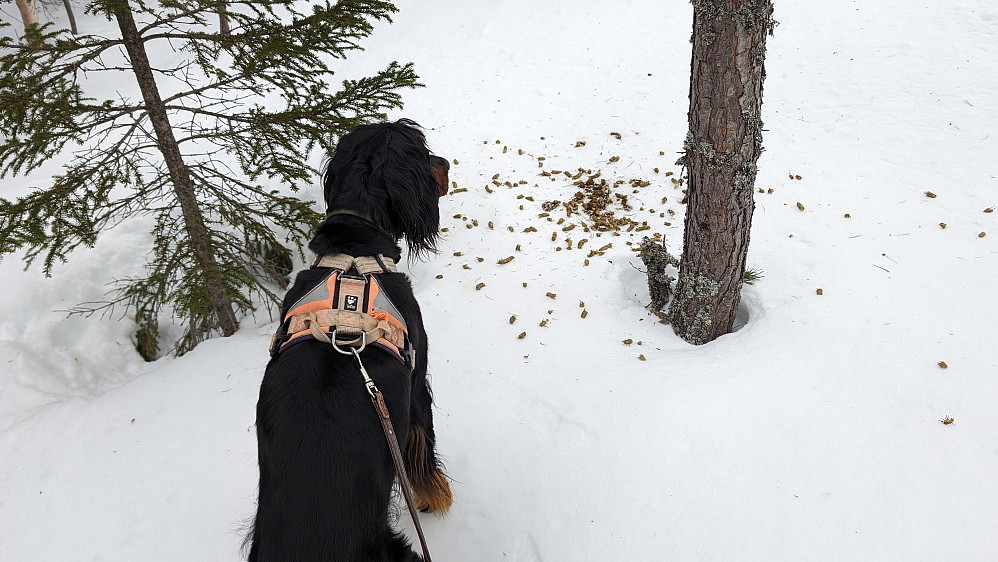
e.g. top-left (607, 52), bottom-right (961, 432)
top-left (2, 1), bottom-right (997, 560)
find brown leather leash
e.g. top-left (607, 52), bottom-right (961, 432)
top-left (279, 253), bottom-right (432, 559)
top-left (346, 345), bottom-right (433, 562)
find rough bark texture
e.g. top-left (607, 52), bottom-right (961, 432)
top-left (113, 2), bottom-right (239, 337)
top-left (669, 0), bottom-right (773, 345)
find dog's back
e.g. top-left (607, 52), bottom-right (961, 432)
top-left (251, 346), bottom-right (418, 561)
top-left (250, 268), bottom-right (421, 561)
top-left (247, 120), bottom-right (452, 561)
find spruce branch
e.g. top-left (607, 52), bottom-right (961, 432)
top-left (0, 0), bottom-right (419, 357)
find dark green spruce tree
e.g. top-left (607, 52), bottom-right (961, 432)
top-left (0, 0), bottom-right (419, 358)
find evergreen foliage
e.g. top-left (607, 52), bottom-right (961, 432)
top-left (742, 267), bottom-right (763, 285)
top-left (0, 0), bottom-right (420, 356)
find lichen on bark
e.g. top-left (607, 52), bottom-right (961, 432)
top-left (638, 237), bottom-right (680, 315)
top-left (668, 0), bottom-right (773, 345)
top-left (668, 273), bottom-right (721, 345)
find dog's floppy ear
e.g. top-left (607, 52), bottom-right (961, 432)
top-left (371, 126), bottom-right (441, 258)
top-left (321, 166), bottom-right (337, 211)
top-left (432, 156), bottom-right (450, 197)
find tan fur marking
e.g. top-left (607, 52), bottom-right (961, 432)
top-left (406, 423), bottom-right (453, 515)
top-left (434, 164), bottom-right (449, 197)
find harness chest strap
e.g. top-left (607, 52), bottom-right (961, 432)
top-left (311, 253), bottom-right (398, 274)
top-left (270, 254), bottom-right (412, 366)
top-left (289, 309), bottom-right (406, 351)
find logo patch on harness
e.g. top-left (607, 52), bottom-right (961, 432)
top-left (344, 295), bottom-right (359, 311)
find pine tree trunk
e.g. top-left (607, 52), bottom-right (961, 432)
top-left (669, 1), bottom-right (773, 345)
top-left (113, 2), bottom-right (239, 337)
top-left (62, 0), bottom-right (79, 35)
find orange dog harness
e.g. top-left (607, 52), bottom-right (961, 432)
top-left (269, 254), bottom-right (413, 368)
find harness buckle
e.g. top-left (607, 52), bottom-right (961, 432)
top-left (404, 337), bottom-right (415, 371)
top-left (269, 318), bottom-right (292, 357)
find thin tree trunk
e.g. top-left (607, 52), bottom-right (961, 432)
top-left (15, 0), bottom-right (38, 28)
top-left (62, 0), bottom-right (79, 35)
top-left (218, 3), bottom-right (230, 36)
top-left (113, 2), bottom-right (239, 337)
top-left (15, 0), bottom-right (40, 43)
top-left (668, 1), bottom-right (773, 345)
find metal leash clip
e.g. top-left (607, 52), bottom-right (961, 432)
top-left (350, 347), bottom-right (379, 399)
top-left (329, 329), bottom-right (367, 355)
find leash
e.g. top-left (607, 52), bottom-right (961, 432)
top-left (333, 335), bottom-right (433, 562)
top-left (274, 253), bottom-right (431, 558)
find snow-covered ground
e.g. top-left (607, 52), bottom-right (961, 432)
top-left (2, 1), bottom-right (997, 560)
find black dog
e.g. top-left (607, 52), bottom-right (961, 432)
top-left (248, 119), bottom-right (452, 561)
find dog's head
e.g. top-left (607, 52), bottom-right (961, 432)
top-left (322, 119), bottom-right (448, 258)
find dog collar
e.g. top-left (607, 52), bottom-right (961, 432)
top-left (325, 209), bottom-right (396, 239)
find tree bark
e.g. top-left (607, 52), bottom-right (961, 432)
top-left (15, 0), bottom-right (41, 43)
top-left (62, 0), bottom-right (79, 35)
top-left (218, 3), bottom-right (230, 36)
top-left (15, 0), bottom-right (39, 27)
top-left (669, 0), bottom-right (773, 345)
top-left (113, 2), bottom-right (239, 337)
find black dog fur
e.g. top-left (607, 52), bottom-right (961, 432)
top-left (248, 119), bottom-right (452, 561)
